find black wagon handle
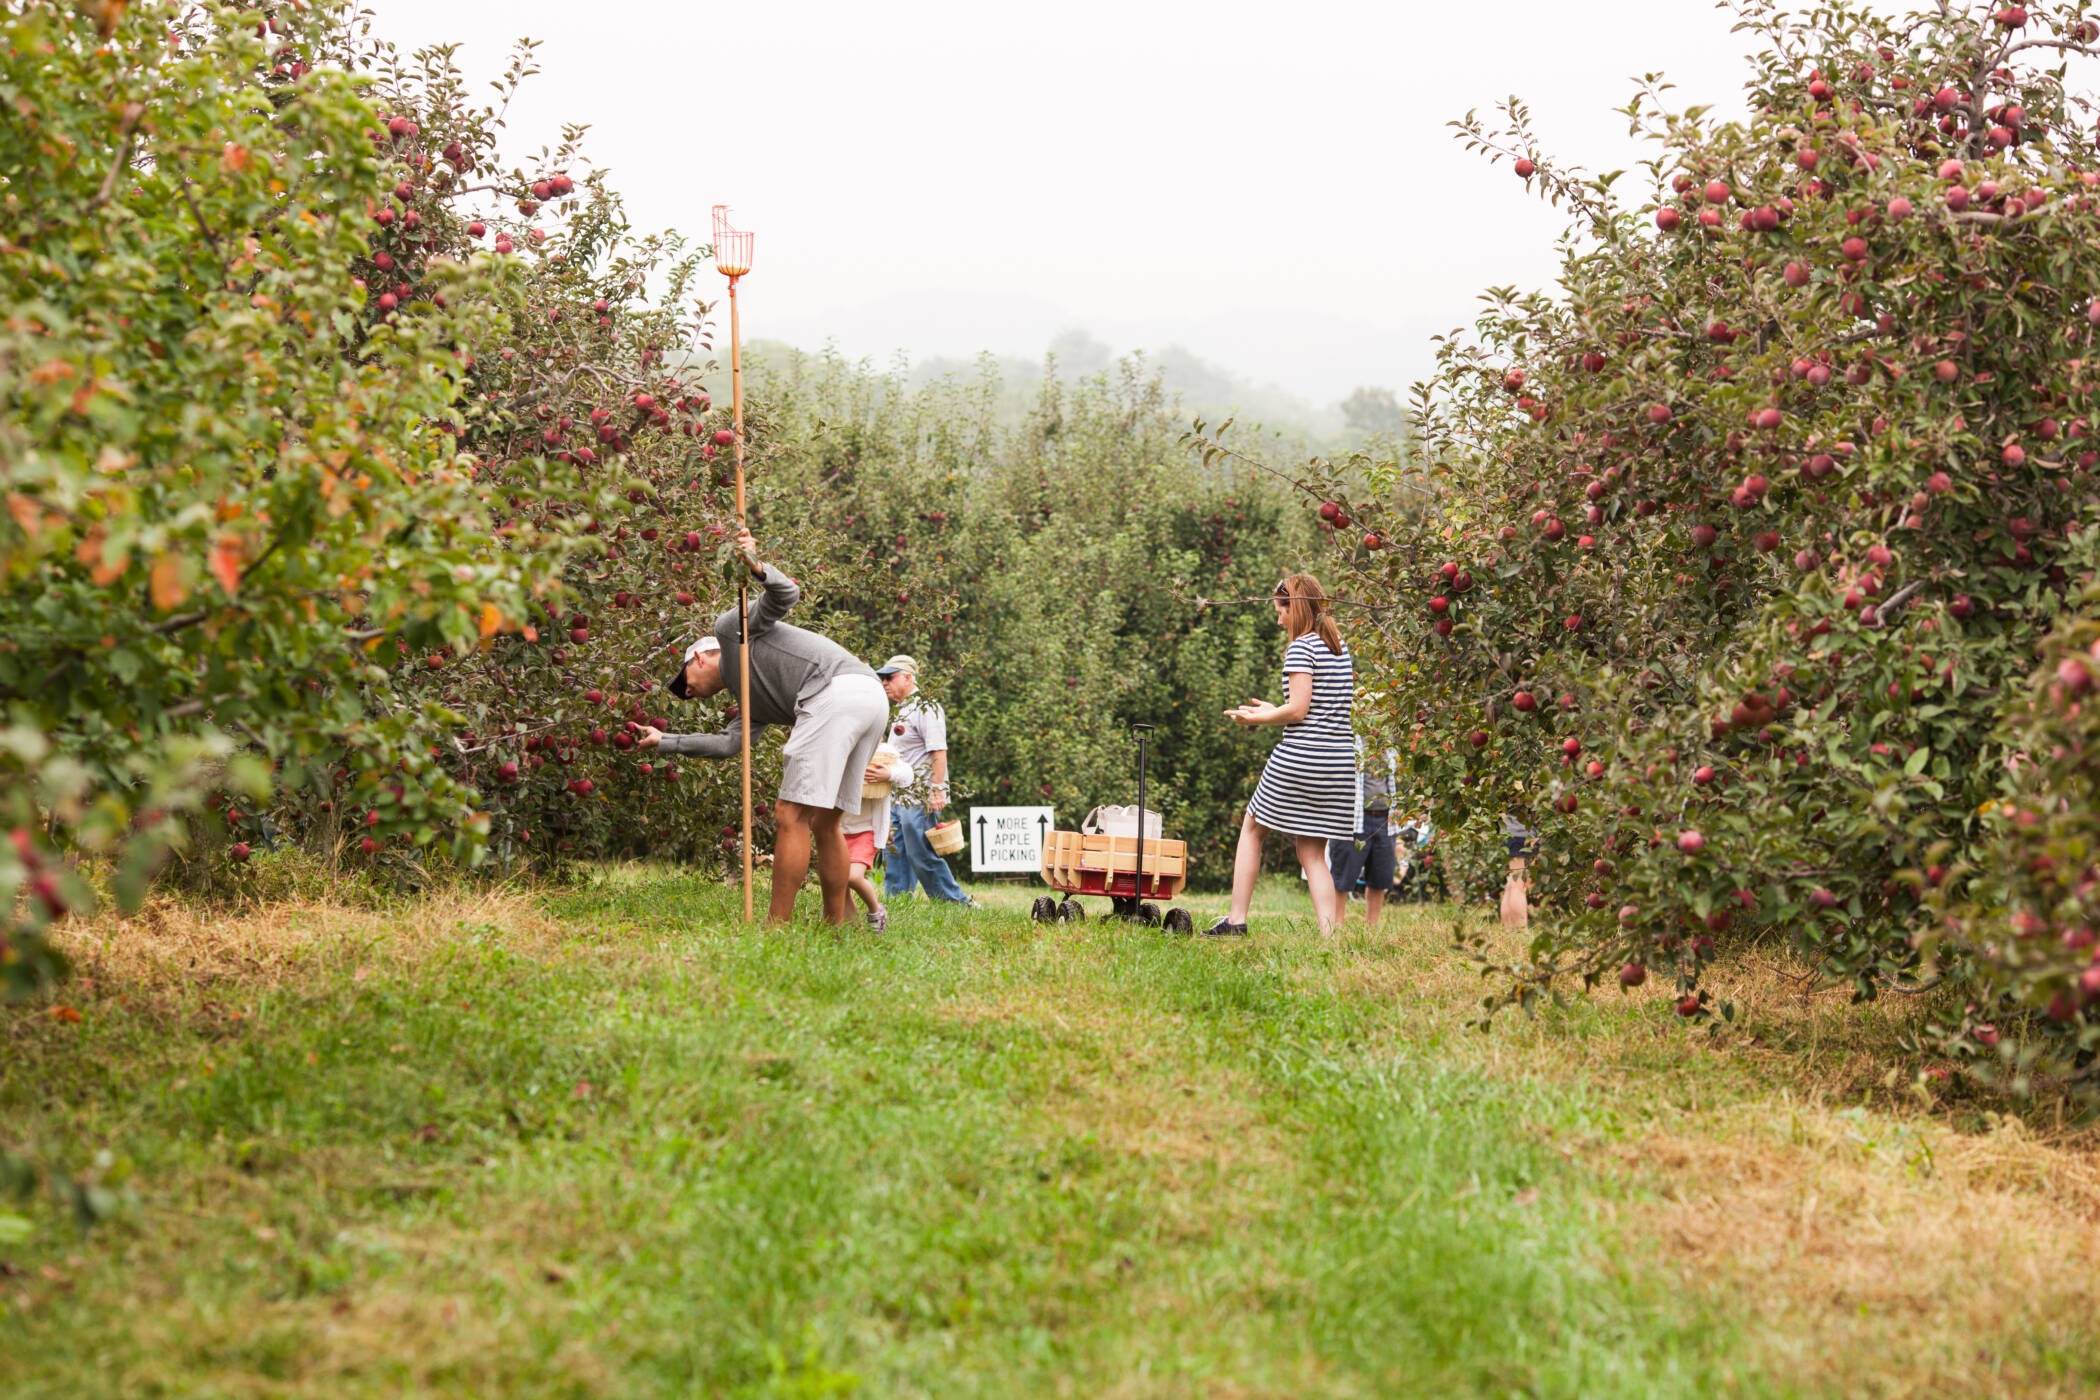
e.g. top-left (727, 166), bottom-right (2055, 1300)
top-left (1131, 722), bottom-right (1154, 895)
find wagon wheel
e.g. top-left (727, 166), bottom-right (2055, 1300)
top-left (1161, 907), bottom-right (1193, 935)
top-left (1137, 902), bottom-right (1161, 927)
top-left (1059, 899), bottom-right (1086, 924)
top-left (1030, 895), bottom-right (1059, 924)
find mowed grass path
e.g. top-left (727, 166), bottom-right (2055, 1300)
top-left (4, 869), bottom-right (2099, 1398)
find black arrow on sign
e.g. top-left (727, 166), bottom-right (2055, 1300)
top-left (976, 813), bottom-right (989, 863)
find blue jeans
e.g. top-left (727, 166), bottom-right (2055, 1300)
top-left (886, 806), bottom-right (968, 902)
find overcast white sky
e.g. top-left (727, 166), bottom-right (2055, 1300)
top-left (372, 0), bottom-right (1768, 404)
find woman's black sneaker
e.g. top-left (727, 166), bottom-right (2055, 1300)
top-left (1200, 917), bottom-right (1249, 938)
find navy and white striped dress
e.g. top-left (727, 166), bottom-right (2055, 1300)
top-left (1249, 632), bottom-right (1358, 839)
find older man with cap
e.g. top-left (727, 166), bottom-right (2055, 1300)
top-left (876, 654), bottom-right (979, 908)
top-left (636, 529), bottom-right (888, 926)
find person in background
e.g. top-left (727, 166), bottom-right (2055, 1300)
top-left (842, 740), bottom-right (911, 931)
top-left (877, 655), bottom-right (981, 909)
top-left (1206, 574), bottom-right (1357, 937)
top-left (1392, 814), bottom-right (1442, 902)
top-left (1501, 809), bottom-right (1538, 928)
top-left (636, 528), bottom-right (888, 926)
top-left (1327, 744), bottom-right (1399, 930)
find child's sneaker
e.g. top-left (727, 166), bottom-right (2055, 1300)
top-left (1200, 916), bottom-right (1249, 938)
top-left (868, 906), bottom-right (888, 932)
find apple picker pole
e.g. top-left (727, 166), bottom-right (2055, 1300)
top-left (712, 205), bottom-right (757, 922)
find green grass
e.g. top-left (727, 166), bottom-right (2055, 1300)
top-left (0, 870), bottom-right (2092, 1397)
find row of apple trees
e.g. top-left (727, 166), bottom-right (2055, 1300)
top-left (0, 0), bottom-right (925, 1008)
top-left (1190, 0), bottom-right (2100, 1097)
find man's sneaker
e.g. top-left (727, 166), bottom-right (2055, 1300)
top-left (1200, 916), bottom-right (1249, 938)
top-left (949, 896), bottom-right (983, 910)
top-left (868, 906), bottom-right (888, 932)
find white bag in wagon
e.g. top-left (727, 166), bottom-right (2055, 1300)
top-left (1080, 805), bottom-right (1163, 841)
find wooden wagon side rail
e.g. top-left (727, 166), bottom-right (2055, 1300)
top-left (1041, 830), bottom-right (1187, 901)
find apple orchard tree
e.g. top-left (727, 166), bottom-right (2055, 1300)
top-left (1, 0), bottom-right (547, 994)
top-left (0, 0), bottom-right (911, 1005)
top-left (1192, 0), bottom-right (2100, 1094)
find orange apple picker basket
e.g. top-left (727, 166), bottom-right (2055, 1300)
top-left (713, 205), bottom-right (758, 922)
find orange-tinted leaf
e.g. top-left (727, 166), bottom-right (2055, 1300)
top-left (478, 602), bottom-right (506, 638)
top-left (90, 548), bottom-right (129, 587)
top-left (6, 493), bottom-right (43, 537)
top-left (150, 553), bottom-right (189, 610)
top-left (210, 537), bottom-right (243, 594)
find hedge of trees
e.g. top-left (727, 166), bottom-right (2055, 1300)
top-left (1193, 0), bottom-right (2100, 1096)
top-left (750, 350), bottom-right (1327, 882)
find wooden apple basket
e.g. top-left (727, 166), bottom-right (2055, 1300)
top-left (927, 819), bottom-right (965, 856)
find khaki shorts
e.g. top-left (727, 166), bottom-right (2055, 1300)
top-left (779, 673), bottom-right (889, 813)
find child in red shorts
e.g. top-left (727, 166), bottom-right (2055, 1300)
top-left (843, 745), bottom-right (910, 929)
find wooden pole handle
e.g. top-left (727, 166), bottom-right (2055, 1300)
top-left (731, 280), bottom-right (754, 924)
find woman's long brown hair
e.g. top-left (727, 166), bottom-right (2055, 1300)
top-left (1275, 573), bottom-right (1343, 654)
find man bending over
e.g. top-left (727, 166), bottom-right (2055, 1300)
top-left (637, 529), bottom-right (888, 926)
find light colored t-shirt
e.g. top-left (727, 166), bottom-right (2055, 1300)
top-left (890, 699), bottom-right (948, 808)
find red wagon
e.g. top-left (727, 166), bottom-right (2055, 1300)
top-left (1030, 830), bottom-right (1194, 933)
top-left (1030, 722), bottom-right (1194, 932)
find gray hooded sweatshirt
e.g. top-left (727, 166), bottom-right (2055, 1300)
top-left (655, 564), bottom-right (877, 757)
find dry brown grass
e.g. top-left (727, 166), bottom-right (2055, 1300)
top-left (100, 1211), bottom-right (612, 1398)
top-left (1048, 1067), bottom-right (1285, 1174)
top-left (1313, 912), bottom-right (1935, 1097)
top-left (1606, 1101), bottom-right (2100, 1398)
top-left (936, 981), bottom-right (1154, 1044)
top-left (1311, 906), bottom-right (2100, 1396)
top-left (935, 976), bottom-right (1290, 1177)
top-left (53, 885), bottom-right (573, 993)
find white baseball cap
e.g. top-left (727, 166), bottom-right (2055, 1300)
top-left (669, 635), bottom-right (721, 698)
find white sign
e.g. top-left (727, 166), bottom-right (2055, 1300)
top-left (970, 806), bottom-right (1055, 872)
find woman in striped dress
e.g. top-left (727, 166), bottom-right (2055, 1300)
top-left (1204, 573), bottom-right (1357, 936)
